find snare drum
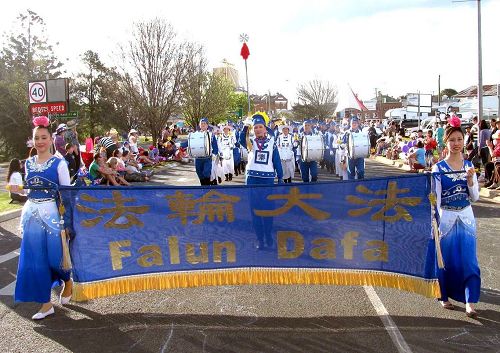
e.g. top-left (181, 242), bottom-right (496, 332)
top-left (301, 135), bottom-right (324, 162)
top-left (348, 131), bottom-right (370, 159)
top-left (188, 131), bottom-right (211, 158)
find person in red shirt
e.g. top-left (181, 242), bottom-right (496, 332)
top-left (424, 130), bottom-right (438, 167)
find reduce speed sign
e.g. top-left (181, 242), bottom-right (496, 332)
top-left (28, 81), bottom-right (47, 104)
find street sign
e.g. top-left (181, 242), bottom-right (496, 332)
top-left (30, 102), bottom-right (67, 115)
top-left (28, 81), bottom-right (47, 104)
top-left (53, 112), bottom-right (78, 119)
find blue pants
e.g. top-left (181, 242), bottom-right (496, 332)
top-left (299, 160), bottom-right (318, 182)
top-left (195, 158), bottom-right (212, 181)
top-left (246, 176), bottom-right (275, 247)
top-left (347, 157), bottom-right (364, 180)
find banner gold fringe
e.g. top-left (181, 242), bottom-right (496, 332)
top-left (73, 268), bottom-right (441, 302)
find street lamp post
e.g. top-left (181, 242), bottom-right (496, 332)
top-left (477, 0), bottom-right (483, 122)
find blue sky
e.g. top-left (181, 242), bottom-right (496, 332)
top-left (1, 0), bottom-right (498, 105)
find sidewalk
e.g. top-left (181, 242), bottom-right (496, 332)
top-left (373, 156), bottom-right (500, 204)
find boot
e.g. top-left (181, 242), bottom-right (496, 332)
top-left (287, 178), bottom-right (292, 183)
top-left (218, 176), bottom-right (222, 184)
top-left (224, 174), bottom-right (229, 181)
top-left (228, 173), bottom-right (233, 181)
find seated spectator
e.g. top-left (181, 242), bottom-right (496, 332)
top-left (6, 158), bottom-right (27, 203)
top-left (408, 141), bottom-right (426, 172)
top-left (164, 140), bottom-right (177, 159)
top-left (88, 153), bottom-right (121, 186)
top-left (137, 150), bottom-right (156, 167)
top-left (121, 151), bottom-right (150, 182)
top-left (107, 157), bottom-right (131, 186)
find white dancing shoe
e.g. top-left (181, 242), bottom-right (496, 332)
top-left (59, 293), bottom-right (71, 305)
top-left (59, 281), bottom-right (72, 305)
top-left (32, 306), bottom-right (54, 320)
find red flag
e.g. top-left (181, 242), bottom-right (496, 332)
top-left (240, 43), bottom-right (250, 60)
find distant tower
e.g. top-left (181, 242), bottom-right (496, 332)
top-left (213, 59), bottom-right (240, 88)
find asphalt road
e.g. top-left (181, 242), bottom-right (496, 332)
top-left (0, 158), bottom-right (498, 353)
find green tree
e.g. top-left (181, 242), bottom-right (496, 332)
top-left (440, 88), bottom-right (458, 98)
top-left (0, 10), bottom-right (64, 158)
top-left (227, 91), bottom-right (252, 120)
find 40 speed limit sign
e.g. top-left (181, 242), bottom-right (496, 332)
top-left (28, 81), bottom-right (47, 104)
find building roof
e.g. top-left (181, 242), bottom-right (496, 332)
top-left (454, 84), bottom-right (498, 98)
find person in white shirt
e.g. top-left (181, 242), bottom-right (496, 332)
top-left (6, 158), bottom-right (27, 203)
top-left (276, 124), bottom-right (295, 183)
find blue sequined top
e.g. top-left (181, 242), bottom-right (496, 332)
top-left (435, 159), bottom-right (472, 210)
top-left (25, 156), bottom-right (62, 201)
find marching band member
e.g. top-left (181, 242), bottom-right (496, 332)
top-left (239, 113), bottom-right (283, 249)
top-left (342, 116), bottom-right (365, 180)
top-left (218, 125), bottom-right (236, 181)
top-left (336, 119), bottom-right (350, 180)
top-left (210, 127), bottom-right (224, 185)
top-left (296, 120), bottom-right (319, 182)
top-left (239, 113), bottom-right (283, 185)
top-left (194, 118), bottom-right (219, 186)
top-left (277, 124), bottom-right (295, 183)
top-left (326, 122), bottom-right (338, 174)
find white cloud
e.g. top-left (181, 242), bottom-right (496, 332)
top-left (1, 0), bottom-right (499, 105)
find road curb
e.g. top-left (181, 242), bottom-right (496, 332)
top-left (0, 209), bottom-right (22, 223)
top-left (373, 156), bottom-right (500, 204)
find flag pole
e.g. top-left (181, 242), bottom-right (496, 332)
top-left (245, 59), bottom-right (250, 113)
top-left (240, 33), bottom-right (251, 115)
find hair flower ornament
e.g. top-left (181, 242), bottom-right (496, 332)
top-left (33, 116), bottom-right (50, 127)
top-left (447, 115), bottom-right (461, 128)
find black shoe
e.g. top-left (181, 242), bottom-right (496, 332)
top-left (484, 182), bottom-right (493, 188)
top-left (228, 173), bottom-right (233, 181)
top-left (218, 177), bottom-right (222, 184)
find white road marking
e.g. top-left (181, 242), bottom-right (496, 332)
top-left (364, 285), bottom-right (413, 353)
top-left (0, 280), bottom-right (16, 296)
top-left (0, 248), bottom-right (19, 264)
top-left (177, 178), bottom-right (187, 182)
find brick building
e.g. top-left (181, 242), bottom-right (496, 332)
top-left (250, 93), bottom-right (288, 114)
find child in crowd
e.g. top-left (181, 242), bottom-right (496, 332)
top-left (137, 150), bottom-right (156, 167)
top-left (408, 141), bottom-right (426, 172)
top-left (107, 157), bottom-right (131, 186)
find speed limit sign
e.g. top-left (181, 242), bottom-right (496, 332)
top-left (28, 81), bottom-right (47, 104)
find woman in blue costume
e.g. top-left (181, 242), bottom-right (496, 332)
top-left (239, 113), bottom-right (283, 249)
top-left (431, 115), bottom-right (480, 319)
top-left (15, 116), bottom-right (73, 320)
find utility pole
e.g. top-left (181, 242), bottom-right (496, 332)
top-left (497, 83), bottom-right (500, 118)
top-left (438, 75), bottom-right (441, 106)
top-left (477, 0), bottom-right (483, 122)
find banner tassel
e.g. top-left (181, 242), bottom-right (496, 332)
top-left (429, 193), bottom-right (444, 269)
